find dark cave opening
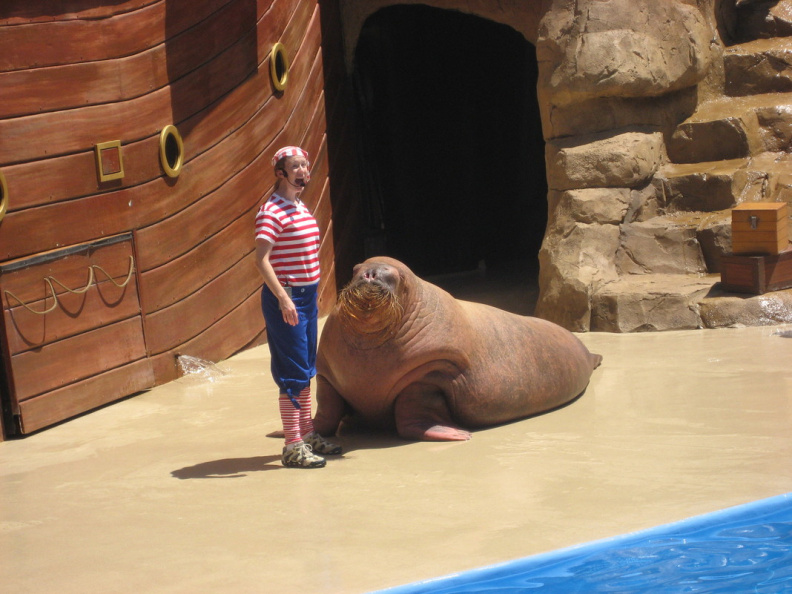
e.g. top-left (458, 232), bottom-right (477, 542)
top-left (352, 5), bottom-right (547, 293)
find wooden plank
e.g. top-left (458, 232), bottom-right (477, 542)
top-left (254, 0), bottom-right (303, 65)
top-left (162, 0), bottom-right (264, 92)
top-left (148, 289), bottom-right (266, 385)
top-left (0, 0), bottom-right (257, 118)
top-left (179, 0), bottom-right (315, 158)
top-left (720, 255), bottom-right (765, 294)
top-left (16, 359), bottom-right (155, 435)
top-left (313, 168), bottom-right (333, 239)
top-left (0, 0), bottom-right (245, 72)
top-left (4, 276), bottom-right (142, 356)
top-left (143, 252), bottom-right (261, 354)
top-left (732, 237), bottom-right (789, 255)
top-left (163, 28), bottom-right (262, 126)
top-left (135, 31), bottom-right (325, 267)
top-left (732, 202), bottom-right (787, 221)
top-left (0, 2), bottom-right (168, 72)
top-left (318, 257), bottom-right (337, 312)
top-left (305, 145), bottom-right (330, 223)
top-left (0, 87), bottom-right (298, 261)
top-left (2, 137), bottom-right (159, 213)
top-left (0, 7), bottom-right (323, 260)
top-left (317, 220), bottom-right (338, 317)
top-left (732, 219), bottom-right (787, 233)
top-left (721, 247), bottom-right (792, 293)
top-left (138, 209), bottom-right (255, 313)
top-left (0, 84), bottom-right (169, 166)
top-left (11, 316), bottom-right (148, 401)
top-left (0, 1), bottom-right (315, 208)
top-left (288, 37), bottom-right (327, 158)
top-left (0, 0), bottom-right (303, 212)
top-left (304, 95), bottom-right (327, 149)
top-left (0, 56), bottom-right (161, 121)
top-left (278, 0), bottom-right (317, 70)
top-left (768, 255), bottom-right (792, 291)
top-left (0, 0), bottom-right (159, 26)
top-left (0, 236), bottom-right (134, 305)
top-left (132, 156), bottom-right (272, 271)
top-left (0, 0), bottom-right (307, 163)
top-left (0, 24), bottom-right (259, 164)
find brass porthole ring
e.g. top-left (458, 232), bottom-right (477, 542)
top-left (270, 42), bottom-right (289, 91)
top-left (0, 169), bottom-right (8, 223)
top-left (159, 125), bottom-right (184, 178)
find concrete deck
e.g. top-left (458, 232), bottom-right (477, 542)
top-left (2, 322), bottom-right (792, 593)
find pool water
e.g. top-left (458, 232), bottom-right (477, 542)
top-left (379, 493), bottom-right (792, 593)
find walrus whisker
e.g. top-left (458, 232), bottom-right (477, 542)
top-left (337, 280), bottom-right (404, 343)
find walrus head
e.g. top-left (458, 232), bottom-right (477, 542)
top-left (336, 258), bottom-right (407, 343)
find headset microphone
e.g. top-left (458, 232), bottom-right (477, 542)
top-left (278, 167), bottom-right (308, 188)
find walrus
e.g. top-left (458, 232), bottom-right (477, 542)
top-left (313, 257), bottom-right (602, 441)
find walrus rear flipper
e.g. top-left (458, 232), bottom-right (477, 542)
top-left (591, 352), bottom-right (603, 370)
top-left (394, 385), bottom-right (472, 441)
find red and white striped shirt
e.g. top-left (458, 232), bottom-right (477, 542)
top-left (255, 193), bottom-right (321, 286)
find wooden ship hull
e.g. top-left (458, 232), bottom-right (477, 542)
top-left (0, 0), bottom-right (360, 439)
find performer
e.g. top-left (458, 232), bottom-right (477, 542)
top-left (255, 146), bottom-right (342, 468)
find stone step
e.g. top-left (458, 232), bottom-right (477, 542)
top-left (667, 92), bottom-right (792, 163)
top-left (654, 153), bottom-right (792, 212)
top-left (740, 151), bottom-right (792, 203)
top-left (591, 273), bottom-right (792, 332)
top-left (617, 212), bottom-right (731, 275)
top-left (724, 37), bottom-right (792, 96)
top-left (654, 158), bottom-right (759, 212)
top-left (722, 0), bottom-right (792, 45)
top-left (591, 273), bottom-right (718, 332)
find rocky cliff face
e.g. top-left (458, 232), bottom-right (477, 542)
top-left (535, 0), bottom-right (792, 331)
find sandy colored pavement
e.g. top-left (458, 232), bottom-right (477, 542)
top-left (1, 322), bottom-right (791, 593)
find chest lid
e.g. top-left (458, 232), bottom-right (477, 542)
top-left (732, 202), bottom-right (788, 225)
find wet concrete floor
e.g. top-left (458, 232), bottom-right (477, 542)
top-left (1, 312), bottom-right (791, 593)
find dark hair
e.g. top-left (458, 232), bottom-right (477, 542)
top-left (273, 156), bottom-right (288, 177)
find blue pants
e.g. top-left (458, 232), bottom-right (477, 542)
top-left (260, 283), bottom-right (318, 403)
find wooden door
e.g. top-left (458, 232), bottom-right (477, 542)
top-left (0, 234), bottom-right (153, 435)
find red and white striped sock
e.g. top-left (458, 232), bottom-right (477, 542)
top-left (298, 387), bottom-right (315, 436)
top-left (279, 395), bottom-right (301, 446)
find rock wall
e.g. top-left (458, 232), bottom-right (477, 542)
top-left (534, 0), bottom-right (724, 330)
top-left (537, 0), bottom-right (792, 331)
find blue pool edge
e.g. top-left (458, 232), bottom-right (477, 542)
top-left (375, 491), bottom-right (792, 593)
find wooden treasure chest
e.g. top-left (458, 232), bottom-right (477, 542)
top-left (731, 202), bottom-right (788, 255)
top-left (721, 202), bottom-right (792, 294)
top-left (720, 248), bottom-right (792, 294)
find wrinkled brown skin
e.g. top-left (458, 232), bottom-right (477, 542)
top-left (314, 257), bottom-right (603, 441)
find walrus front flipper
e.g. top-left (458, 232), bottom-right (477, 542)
top-left (313, 374), bottom-right (347, 437)
top-left (394, 385), bottom-right (472, 441)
